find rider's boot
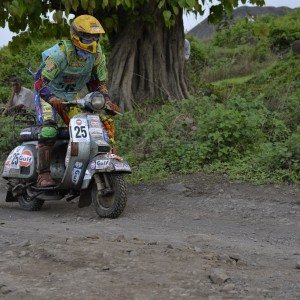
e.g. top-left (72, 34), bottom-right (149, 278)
top-left (36, 143), bottom-right (56, 187)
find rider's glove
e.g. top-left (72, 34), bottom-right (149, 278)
top-left (49, 97), bottom-right (66, 114)
top-left (103, 95), bottom-right (121, 115)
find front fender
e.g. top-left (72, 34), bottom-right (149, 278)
top-left (81, 154), bottom-right (131, 189)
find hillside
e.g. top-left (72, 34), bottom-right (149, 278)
top-left (115, 9), bottom-right (300, 183)
top-left (188, 6), bottom-right (295, 40)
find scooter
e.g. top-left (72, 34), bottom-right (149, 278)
top-left (1, 92), bottom-right (131, 218)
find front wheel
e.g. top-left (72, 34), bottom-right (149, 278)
top-left (91, 173), bottom-right (127, 218)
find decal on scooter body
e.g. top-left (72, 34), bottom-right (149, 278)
top-left (2, 144), bottom-right (37, 180)
top-left (59, 115), bottom-right (91, 190)
top-left (95, 159), bottom-right (110, 170)
top-left (81, 154), bottom-right (132, 189)
top-left (72, 161), bottom-right (83, 185)
top-left (70, 117), bottom-right (90, 143)
top-left (87, 115), bottom-right (109, 144)
top-left (113, 161), bottom-right (131, 172)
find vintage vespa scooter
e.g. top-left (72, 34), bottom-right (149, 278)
top-left (2, 92), bottom-right (131, 218)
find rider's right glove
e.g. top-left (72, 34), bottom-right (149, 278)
top-left (105, 99), bottom-right (121, 116)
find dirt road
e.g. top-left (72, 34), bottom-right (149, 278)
top-left (0, 173), bottom-right (299, 299)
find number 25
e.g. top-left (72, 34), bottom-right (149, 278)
top-left (74, 126), bottom-right (87, 138)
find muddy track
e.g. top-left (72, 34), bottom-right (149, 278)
top-left (0, 173), bottom-right (299, 299)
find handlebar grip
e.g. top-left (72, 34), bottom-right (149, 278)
top-left (61, 101), bottom-right (77, 105)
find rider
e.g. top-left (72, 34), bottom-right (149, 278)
top-left (34, 15), bottom-right (119, 188)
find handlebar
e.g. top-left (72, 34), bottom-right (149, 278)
top-left (61, 100), bottom-right (122, 116)
top-left (61, 101), bottom-right (77, 106)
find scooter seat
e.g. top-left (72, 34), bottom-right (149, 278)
top-left (19, 127), bottom-right (70, 141)
top-left (57, 127), bottom-right (70, 140)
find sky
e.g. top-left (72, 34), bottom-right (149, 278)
top-left (0, 0), bottom-right (299, 47)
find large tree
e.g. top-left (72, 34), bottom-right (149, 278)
top-left (0, 0), bottom-right (265, 110)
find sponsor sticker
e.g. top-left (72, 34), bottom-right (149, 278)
top-left (87, 115), bottom-right (101, 128)
top-left (91, 120), bottom-right (99, 127)
top-left (90, 25), bottom-right (99, 33)
top-left (89, 127), bottom-right (104, 142)
top-left (114, 162), bottom-right (131, 172)
top-left (75, 161), bottom-right (83, 168)
top-left (90, 161), bottom-right (96, 170)
top-left (10, 146), bottom-right (25, 169)
top-left (19, 149), bottom-right (33, 167)
top-left (45, 57), bottom-right (56, 72)
top-left (89, 127), bottom-right (103, 135)
top-left (76, 119), bottom-right (82, 125)
top-left (72, 162), bottom-right (83, 185)
top-left (96, 160), bottom-right (110, 170)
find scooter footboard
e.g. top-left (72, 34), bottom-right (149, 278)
top-left (81, 154), bottom-right (131, 189)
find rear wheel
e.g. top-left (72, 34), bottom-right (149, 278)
top-left (18, 193), bottom-right (44, 211)
top-left (91, 173), bottom-right (127, 218)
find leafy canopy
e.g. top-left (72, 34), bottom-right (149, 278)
top-left (1, 0), bottom-right (265, 35)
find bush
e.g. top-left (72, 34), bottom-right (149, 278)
top-left (187, 22), bottom-right (276, 85)
top-left (0, 39), bottom-right (57, 103)
top-left (213, 18), bottom-right (255, 47)
top-left (268, 10), bottom-right (300, 51)
top-left (116, 54), bottom-right (300, 183)
top-left (212, 9), bottom-right (300, 51)
top-left (0, 116), bottom-right (23, 162)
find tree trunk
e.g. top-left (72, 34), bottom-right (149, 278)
top-left (107, 2), bottom-right (189, 111)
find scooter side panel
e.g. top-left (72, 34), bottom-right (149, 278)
top-left (2, 143), bottom-right (37, 180)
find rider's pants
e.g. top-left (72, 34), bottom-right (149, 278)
top-left (36, 99), bottom-right (79, 176)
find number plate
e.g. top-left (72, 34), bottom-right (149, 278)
top-left (71, 118), bottom-right (90, 142)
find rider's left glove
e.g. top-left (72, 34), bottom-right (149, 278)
top-left (49, 97), bottom-right (66, 114)
top-left (105, 97), bottom-right (121, 115)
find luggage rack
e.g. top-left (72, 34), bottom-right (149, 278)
top-left (12, 112), bottom-right (37, 144)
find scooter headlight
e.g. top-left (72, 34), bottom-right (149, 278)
top-left (91, 93), bottom-right (105, 111)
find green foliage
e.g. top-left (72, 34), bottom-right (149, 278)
top-left (116, 11), bottom-right (300, 183)
top-left (186, 40), bottom-right (274, 87)
top-left (213, 9), bottom-right (300, 50)
top-left (209, 128), bottom-right (300, 183)
top-left (214, 18), bottom-right (257, 47)
top-left (188, 10), bottom-right (300, 86)
top-left (116, 53), bottom-right (300, 184)
top-left (268, 10), bottom-right (300, 50)
top-left (0, 116), bottom-right (23, 162)
top-left (0, 39), bottom-right (56, 103)
top-left (0, 0), bottom-right (265, 45)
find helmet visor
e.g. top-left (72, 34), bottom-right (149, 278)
top-left (80, 33), bottom-right (100, 44)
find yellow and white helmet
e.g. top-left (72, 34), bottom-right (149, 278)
top-left (70, 15), bottom-right (105, 53)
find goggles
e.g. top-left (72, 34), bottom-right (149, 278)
top-left (80, 34), bottom-right (100, 44)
